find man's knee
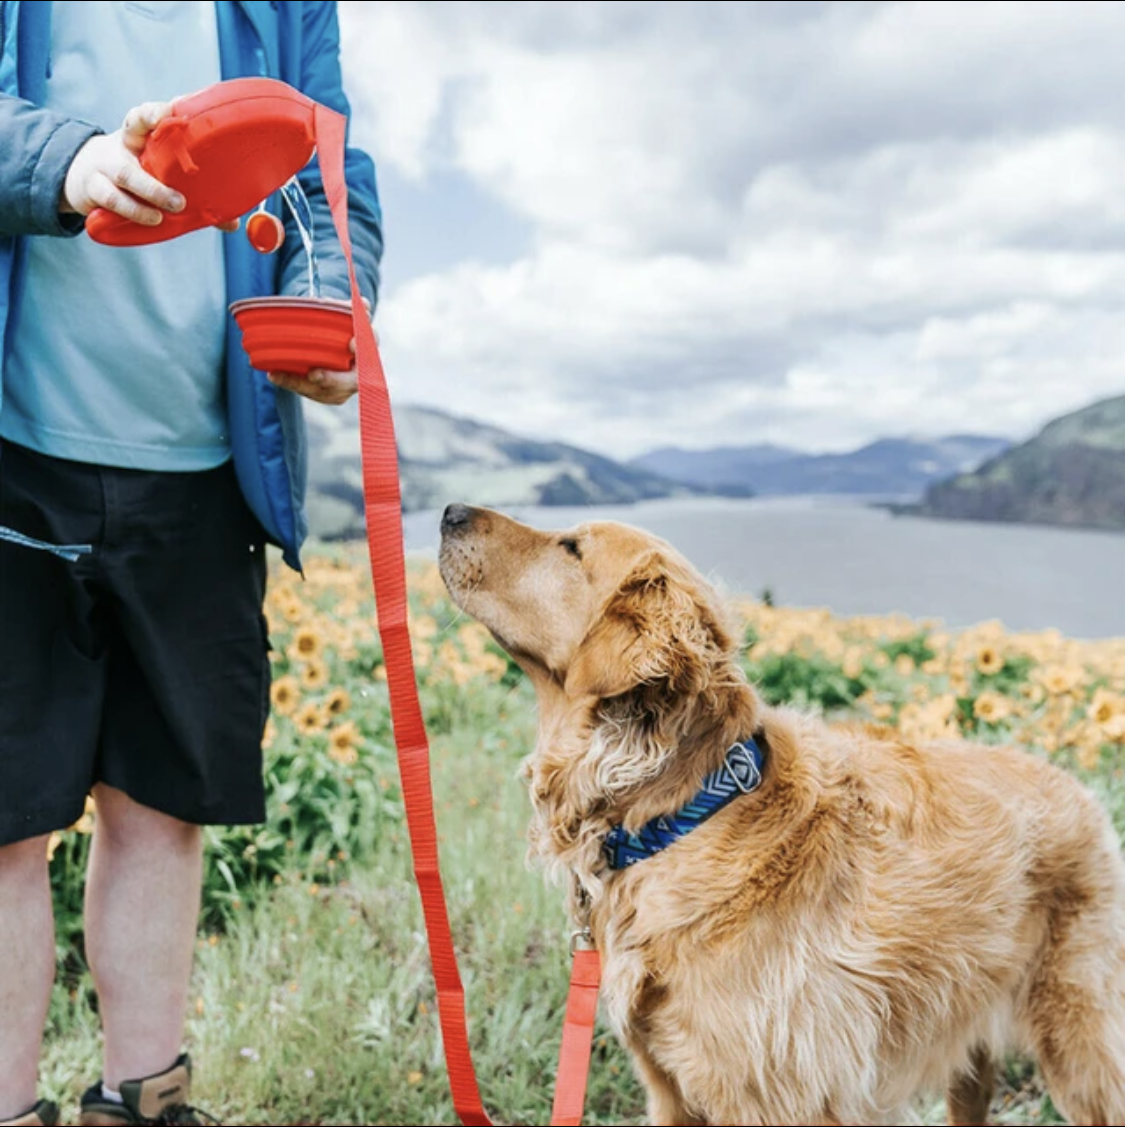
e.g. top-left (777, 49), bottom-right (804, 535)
top-left (0, 835), bottom-right (52, 884)
top-left (90, 785), bottom-right (201, 854)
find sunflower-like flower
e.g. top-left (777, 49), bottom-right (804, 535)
top-left (1036, 663), bottom-right (1086, 696)
top-left (1088, 688), bottom-right (1125, 730)
top-left (270, 674), bottom-right (301, 717)
top-left (325, 687), bottom-right (351, 717)
top-left (288, 625), bottom-right (324, 664)
top-left (270, 586), bottom-right (308, 624)
top-left (973, 691), bottom-right (1012, 724)
top-left (293, 701), bottom-right (328, 736)
top-left (975, 644), bottom-right (1005, 676)
top-left (301, 657), bottom-right (330, 690)
top-left (327, 721), bottom-right (361, 766)
top-left (1104, 714), bottom-right (1125, 742)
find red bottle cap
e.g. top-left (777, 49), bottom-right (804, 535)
top-left (245, 210), bottom-right (285, 254)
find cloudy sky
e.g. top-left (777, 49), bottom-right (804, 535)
top-left (335, 0), bottom-right (1125, 458)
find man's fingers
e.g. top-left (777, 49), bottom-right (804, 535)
top-left (87, 172), bottom-right (165, 226)
top-left (120, 101), bottom-right (173, 151)
top-left (268, 368), bottom-right (358, 405)
top-left (112, 162), bottom-right (185, 213)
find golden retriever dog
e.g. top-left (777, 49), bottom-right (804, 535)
top-left (437, 503), bottom-right (1125, 1127)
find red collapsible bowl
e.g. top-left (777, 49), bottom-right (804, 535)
top-left (86, 77), bottom-right (316, 246)
top-left (229, 297), bottom-right (353, 375)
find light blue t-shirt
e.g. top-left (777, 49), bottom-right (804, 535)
top-left (2, 0), bottom-right (230, 470)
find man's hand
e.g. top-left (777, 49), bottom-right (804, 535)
top-left (62, 101), bottom-right (183, 225)
top-left (268, 365), bottom-right (357, 406)
top-left (268, 337), bottom-right (358, 405)
top-left (61, 99), bottom-right (239, 231)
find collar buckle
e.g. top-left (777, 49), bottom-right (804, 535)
top-left (725, 739), bottom-right (763, 793)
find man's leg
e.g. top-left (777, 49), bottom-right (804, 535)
top-left (84, 784), bottom-right (202, 1089)
top-left (84, 457), bottom-right (269, 1091)
top-left (0, 837), bottom-right (56, 1120)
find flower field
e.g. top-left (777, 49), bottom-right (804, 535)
top-left (41, 544), bottom-right (1125, 1125)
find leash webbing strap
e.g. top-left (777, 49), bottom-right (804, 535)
top-left (316, 103), bottom-right (600, 1127)
top-left (550, 949), bottom-right (602, 1127)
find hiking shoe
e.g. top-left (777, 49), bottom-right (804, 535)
top-left (0, 1100), bottom-right (59, 1127)
top-left (79, 1055), bottom-right (215, 1125)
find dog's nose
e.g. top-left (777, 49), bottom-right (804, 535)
top-left (440, 503), bottom-right (475, 536)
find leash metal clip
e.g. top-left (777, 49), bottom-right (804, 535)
top-left (570, 927), bottom-right (595, 955)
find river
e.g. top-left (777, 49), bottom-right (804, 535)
top-left (400, 495), bottom-right (1125, 640)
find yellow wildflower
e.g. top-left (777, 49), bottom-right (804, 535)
top-left (975, 645), bottom-right (1004, 676)
top-left (325, 687), bottom-right (351, 717)
top-left (288, 625), bottom-right (324, 663)
top-left (1087, 688), bottom-right (1125, 729)
top-left (301, 658), bottom-right (330, 690)
top-left (1037, 663), bottom-right (1085, 696)
top-left (293, 701), bottom-right (327, 736)
top-left (973, 692), bottom-right (1012, 724)
top-left (1103, 714), bottom-right (1125, 742)
top-left (328, 721), bottom-right (361, 766)
top-left (270, 675), bottom-right (301, 717)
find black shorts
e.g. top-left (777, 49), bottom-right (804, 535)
top-left (0, 442), bottom-right (271, 846)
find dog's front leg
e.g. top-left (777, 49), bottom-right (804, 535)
top-left (946, 1044), bottom-right (993, 1126)
top-left (626, 1042), bottom-right (709, 1126)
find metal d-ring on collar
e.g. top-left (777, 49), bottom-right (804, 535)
top-left (602, 734), bottom-right (766, 871)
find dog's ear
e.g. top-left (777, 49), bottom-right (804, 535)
top-left (565, 550), bottom-right (730, 699)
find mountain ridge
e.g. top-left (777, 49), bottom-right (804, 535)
top-left (908, 394), bottom-right (1125, 531)
top-left (629, 434), bottom-right (1010, 498)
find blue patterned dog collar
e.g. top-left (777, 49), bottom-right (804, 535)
top-left (603, 735), bottom-right (766, 870)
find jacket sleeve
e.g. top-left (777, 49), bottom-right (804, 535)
top-left (0, 93), bottom-right (100, 237)
top-left (276, 1), bottom-right (383, 312)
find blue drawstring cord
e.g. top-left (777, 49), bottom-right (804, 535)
top-left (0, 525), bottom-right (92, 562)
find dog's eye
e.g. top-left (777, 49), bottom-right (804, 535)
top-left (559, 537), bottom-right (582, 559)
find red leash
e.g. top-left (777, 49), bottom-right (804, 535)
top-left (316, 105), bottom-right (602, 1127)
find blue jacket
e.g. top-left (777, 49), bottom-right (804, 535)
top-left (0, 0), bottom-right (383, 569)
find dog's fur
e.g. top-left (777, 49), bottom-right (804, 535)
top-left (438, 503), bottom-right (1125, 1126)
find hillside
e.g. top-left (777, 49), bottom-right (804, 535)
top-left (301, 400), bottom-right (693, 539)
top-left (630, 435), bottom-right (1009, 498)
top-left (912, 395), bottom-right (1125, 531)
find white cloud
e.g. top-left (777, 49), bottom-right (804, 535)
top-left (337, 1), bottom-right (1125, 456)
